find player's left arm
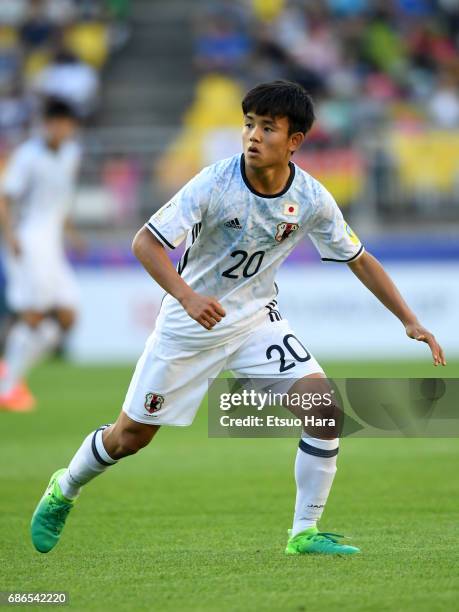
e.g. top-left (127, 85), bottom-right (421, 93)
top-left (64, 145), bottom-right (85, 253)
top-left (64, 216), bottom-right (86, 254)
top-left (347, 251), bottom-right (446, 366)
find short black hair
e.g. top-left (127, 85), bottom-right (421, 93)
top-left (43, 98), bottom-right (78, 121)
top-left (242, 80), bottom-right (315, 135)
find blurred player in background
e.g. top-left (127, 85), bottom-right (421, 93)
top-left (0, 98), bottom-right (81, 412)
top-left (31, 81), bottom-right (445, 557)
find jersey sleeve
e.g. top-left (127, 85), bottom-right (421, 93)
top-left (145, 167), bottom-right (212, 249)
top-left (307, 184), bottom-right (364, 263)
top-left (1, 145), bottom-right (32, 200)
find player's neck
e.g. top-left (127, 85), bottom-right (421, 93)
top-left (45, 137), bottom-right (62, 152)
top-left (244, 159), bottom-right (292, 197)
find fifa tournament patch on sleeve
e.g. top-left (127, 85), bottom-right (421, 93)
top-left (152, 200), bottom-right (178, 225)
top-left (345, 223), bottom-right (360, 246)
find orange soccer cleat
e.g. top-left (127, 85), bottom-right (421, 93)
top-left (0, 360), bottom-right (36, 412)
top-left (0, 383), bottom-right (36, 413)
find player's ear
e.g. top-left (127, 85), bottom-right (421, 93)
top-left (289, 132), bottom-right (305, 154)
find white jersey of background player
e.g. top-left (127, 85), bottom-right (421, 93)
top-left (31, 81), bottom-right (445, 558)
top-left (0, 98), bottom-right (81, 412)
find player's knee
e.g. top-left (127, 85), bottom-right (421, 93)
top-left (55, 309), bottom-right (76, 330)
top-left (114, 433), bottom-right (144, 457)
top-left (110, 425), bottom-right (157, 459)
top-left (318, 401), bottom-right (341, 422)
top-left (21, 312), bottom-right (45, 328)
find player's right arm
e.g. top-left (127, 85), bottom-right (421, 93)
top-left (0, 144), bottom-right (32, 257)
top-left (0, 194), bottom-right (20, 256)
top-left (135, 166), bottom-right (226, 330)
top-left (132, 226), bottom-right (225, 331)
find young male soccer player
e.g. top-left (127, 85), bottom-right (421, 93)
top-left (0, 98), bottom-right (81, 412)
top-left (31, 81), bottom-right (445, 555)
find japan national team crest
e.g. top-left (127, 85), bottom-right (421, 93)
top-left (275, 222), bottom-right (299, 242)
top-left (144, 392), bottom-right (164, 415)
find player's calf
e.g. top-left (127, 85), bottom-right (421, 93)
top-left (30, 413), bottom-right (159, 553)
top-left (57, 413), bottom-right (159, 498)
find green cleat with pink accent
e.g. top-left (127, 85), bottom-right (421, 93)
top-left (285, 526), bottom-right (360, 556)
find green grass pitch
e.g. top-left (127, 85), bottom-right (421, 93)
top-left (1, 360), bottom-right (458, 611)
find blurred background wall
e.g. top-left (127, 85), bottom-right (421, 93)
top-left (0, 0), bottom-right (458, 362)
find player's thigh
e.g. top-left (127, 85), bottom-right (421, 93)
top-left (229, 321), bottom-right (341, 437)
top-left (122, 333), bottom-right (228, 427)
top-left (3, 251), bottom-right (35, 312)
top-left (228, 318), bottom-right (324, 379)
top-left (228, 319), bottom-right (329, 426)
top-left (53, 260), bottom-right (79, 313)
top-left (5, 249), bottom-right (57, 311)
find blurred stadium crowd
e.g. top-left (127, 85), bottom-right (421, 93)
top-left (195, 0), bottom-right (459, 137)
top-left (0, 1), bottom-right (457, 363)
top-left (164, 0), bottom-right (458, 220)
top-left (0, 0), bottom-right (129, 147)
top-left (1, 0), bottom-right (459, 229)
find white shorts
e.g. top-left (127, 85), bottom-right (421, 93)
top-left (4, 248), bottom-right (79, 312)
top-left (122, 316), bottom-right (324, 426)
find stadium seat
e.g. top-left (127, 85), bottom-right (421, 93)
top-left (64, 21), bottom-right (109, 69)
top-left (156, 75), bottom-right (244, 192)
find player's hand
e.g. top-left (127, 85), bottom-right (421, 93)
top-left (67, 233), bottom-right (87, 256)
top-left (179, 291), bottom-right (226, 330)
top-left (7, 233), bottom-right (21, 257)
top-left (405, 322), bottom-right (446, 366)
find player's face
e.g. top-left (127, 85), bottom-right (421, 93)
top-left (242, 113), bottom-right (304, 169)
top-left (45, 117), bottom-right (78, 145)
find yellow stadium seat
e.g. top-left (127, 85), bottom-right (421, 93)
top-left (24, 49), bottom-right (52, 82)
top-left (391, 130), bottom-right (459, 193)
top-left (64, 22), bottom-right (109, 69)
top-left (183, 75), bottom-right (243, 129)
top-left (252, 0), bottom-right (286, 22)
top-left (0, 26), bottom-right (18, 48)
top-left (157, 75), bottom-right (245, 192)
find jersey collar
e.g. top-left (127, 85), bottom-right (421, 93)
top-left (240, 154), bottom-right (295, 199)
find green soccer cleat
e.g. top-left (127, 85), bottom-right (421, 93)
top-left (285, 527), bottom-right (360, 556)
top-left (31, 468), bottom-right (75, 553)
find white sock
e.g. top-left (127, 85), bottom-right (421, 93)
top-left (291, 434), bottom-right (339, 537)
top-left (58, 425), bottom-right (117, 499)
top-left (0, 319), bottom-right (61, 394)
top-left (28, 319), bottom-right (62, 365)
top-left (1, 322), bottom-right (35, 394)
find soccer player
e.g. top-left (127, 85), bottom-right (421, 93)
top-left (0, 98), bottom-right (81, 412)
top-left (30, 81), bottom-right (445, 555)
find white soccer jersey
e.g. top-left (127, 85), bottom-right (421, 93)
top-left (1, 137), bottom-right (81, 249)
top-left (146, 154), bottom-right (364, 349)
top-left (1, 137), bottom-right (81, 312)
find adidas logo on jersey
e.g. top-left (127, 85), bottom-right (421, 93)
top-left (265, 299), bottom-right (282, 322)
top-left (224, 218), bottom-right (242, 230)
